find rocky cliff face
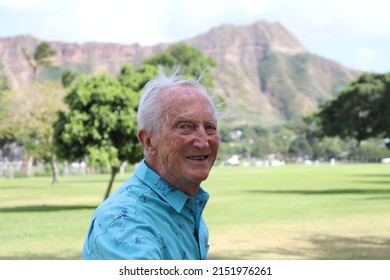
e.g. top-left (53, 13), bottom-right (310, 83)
top-left (0, 20), bottom-right (361, 125)
top-left (186, 21), bottom-right (360, 124)
top-left (0, 35), bottom-right (168, 88)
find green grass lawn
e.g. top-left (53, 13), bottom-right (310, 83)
top-left (1, 163), bottom-right (389, 260)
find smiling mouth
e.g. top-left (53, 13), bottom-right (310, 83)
top-left (187, 155), bottom-right (209, 161)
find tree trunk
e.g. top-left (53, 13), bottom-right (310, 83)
top-left (103, 166), bottom-right (120, 201)
top-left (32, 66), bottom-right (37, 84)
top-left (26, 155), bottom-right (33, 176)
top-left (50, 155), bottom-right (60, 186)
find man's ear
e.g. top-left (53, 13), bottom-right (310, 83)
top-left (138, 129), bottom-right (157, 156)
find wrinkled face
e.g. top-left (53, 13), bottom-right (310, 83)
top-left (148, 86), bottom-right (219, 195)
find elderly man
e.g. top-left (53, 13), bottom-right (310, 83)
top-left (82, 69), bottom-right (220, 260)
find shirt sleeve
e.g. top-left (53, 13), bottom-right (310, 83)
top-left (82, 214), bottom-right (164, 260)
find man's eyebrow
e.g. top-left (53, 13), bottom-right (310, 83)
top-left (174, 118), bottom-right (217, 126)
top-left (175, 117), bottom-right (195, 122)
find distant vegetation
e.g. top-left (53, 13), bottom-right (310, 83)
top-left (221, 73), bottom-right (390, 164)
top-left (0, 41), bottom-right (389, 188)
top-left (218, 119), bottom-right (390, 165)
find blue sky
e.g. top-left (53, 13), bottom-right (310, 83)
top-left (0, 0), bottom-right (389, 73)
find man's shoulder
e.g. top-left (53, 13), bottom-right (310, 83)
top-left (93, 174), bottom-right (164, 221)
top-left (98, 175), bottom-right (148, 211)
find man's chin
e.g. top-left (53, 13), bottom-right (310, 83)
top-left (187, 171), bottom-right (210, 183)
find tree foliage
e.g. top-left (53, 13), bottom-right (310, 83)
top-left (314, 73), bottom-right (390, 146)
top-left (33, 42), bottom-right (57, 67)
top-left (143, 43), bottom-right (226, 109)
top-left (0, 81), bottom-right (66, 183)
top-left (53, 65), bottom-right (154, 199)
top-left (144, 43), bottom-right (217, 89)
top-left (61, 70), bottom-right (77, 88)
top-left (118, 63), bottom-right (157, 91)
top-left (0, 66), bottom-right (10, 127)
top-left (22, 42), bottom-right (56, 83)
top-left (0, 67), bottom-right (9, 94)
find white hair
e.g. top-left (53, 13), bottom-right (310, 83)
top-left (137, 67), bottom-right (219, 135)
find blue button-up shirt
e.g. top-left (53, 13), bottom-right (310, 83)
top-left (82, 160), bottom-right (210, 260)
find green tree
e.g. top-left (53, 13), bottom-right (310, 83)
top-left (117, 63), bottom-right (157, 90)
top-left (348, 142), bottom-right (390, 162)
top-left (144, 43), bottom-right (225, 108)
top-left (0, 70), bottom-right (13, 157)
top-left (22, 42), bottom-right (56, 83)
top-left (315, 73), bottom-right (390, 146)
top-left (61, 70), bottom-right (77, 88)
top-left (0, 67), bottom-right (9, 94)
top-left (145, 43), bottom-right (216, 88)
top-left (0, 66), bottom-right (10, 122)
top-left (271, 128), bottom-right (295, 158)
top-left (53, 67), bottom-right (148, 200)
top-left (20, 42), bottom-right (57, 175)
top-left (288, 137), bottom-right (313, 158)
top-left (0, 81), bottom-right (66, 183)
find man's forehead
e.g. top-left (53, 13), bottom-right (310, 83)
top-left (161, 85), bottom-right (202, 99)
top-left (161, 86), bottom-right (211, 107)
top-left (160, 86), bottom-right (216, 123)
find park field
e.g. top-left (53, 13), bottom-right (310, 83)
top-left (0, 163), bottom-right (389, 260)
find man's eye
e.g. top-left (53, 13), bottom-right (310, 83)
top-left (205, 124), bottom-right (217, 133)
top-left (178, 123), bottom-right (193, 130)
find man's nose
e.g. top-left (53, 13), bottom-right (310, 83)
top-left (193, 126), bottom-right (209, 149)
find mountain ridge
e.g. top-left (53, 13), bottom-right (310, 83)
top-left (0, 20), bottom-right (361, 125)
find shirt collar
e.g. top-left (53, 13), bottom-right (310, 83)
top-left (135, 159), bottom-right (209, 213)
